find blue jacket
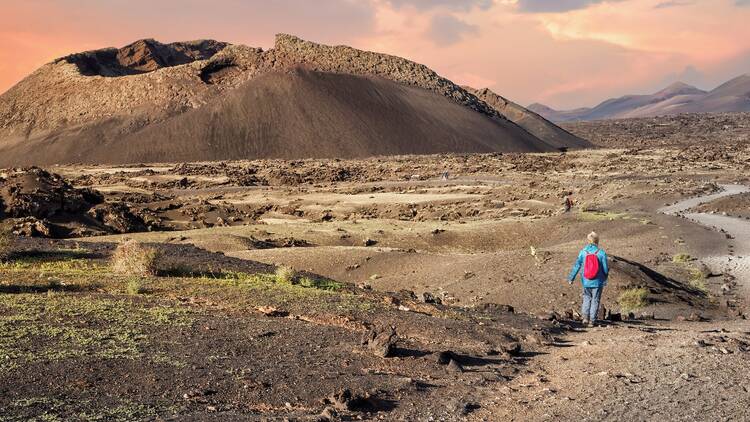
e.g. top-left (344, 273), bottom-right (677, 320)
top-left (568, 244), bottom-right (609, 288)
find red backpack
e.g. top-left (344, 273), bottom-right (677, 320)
top-left (583, 249), bottom-right (600, 279)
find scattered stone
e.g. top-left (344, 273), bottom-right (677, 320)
top-left (11, 217), bottom-right (54, 237)
top-left (538, 311), bottom-right (559, 321)
top-left (437, 350), bottom-right (457, 365)
top-left (478, 303), bottom-right (515, 314)
top-left (399, 290), bottom-right (418, 301)
top-left (639, 311), bottom-right (655, 320)
top-left (421, 292), bottom-right (441, 304)
top-left (447, 359), bottom-right (464, 373)
top-left (325, 388), bottom-right (384, 413)
top-left (694, 339), bottom-right (709, 347)
top-left (457, 401), bottom-right (481, 415)
top-left (686, 312), bottom-right (707, 322)
top-left (319, 406), bottom-right (338, 421)
top-left (605, 310), bottom-right (622, 322)
top-left (256, 306), bottom-right (288, 317)
top-left (361, 327), bottom-right (398, 358)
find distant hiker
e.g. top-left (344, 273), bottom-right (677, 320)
top-left (441, 171), bottom-right (450, 181)
top-left (563, 196), bottom-right (574, 213)
top-left (566, 231), bottom-right (609, 327)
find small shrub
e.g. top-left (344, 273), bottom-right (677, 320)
top-left (298, 276), bottom-right (344, 291)
top-left (618, 287), bottom-right (649, 312)
top-left (126, 278), bottom-right (146, 295)
top-left (689, 278), bottom-right (707, 293)
top-left (672, 253), bottom-right (692, 264)
top-left (688, 269), bottom-right (708, 293)
top-left (0, 222), bottom-right (14, 260)
top-left (274, 266), bottom-right (297, 284)
top-left (111, 240), bottom-right (161, 276)
top-left (47, 278), bottom-right (63, 289)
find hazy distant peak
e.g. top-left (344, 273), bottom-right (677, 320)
top-left (654, 81), bottom-right (706, 98)
top-left (530, 74), bottom-right (750, 122)
top-left (527, 103), bottom-right (556, 112)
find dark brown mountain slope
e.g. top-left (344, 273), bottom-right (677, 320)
top-left (466, 87), bottom-right (589, 149)
top-left (1, 69), bottom-right (553, 165)
top-left (0, 35), bottom-right (589, 165)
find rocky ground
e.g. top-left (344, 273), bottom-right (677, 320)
top-left (561, 112), bottom-right (750, 148)
top-left (1, 116), bottom-right (750, 420)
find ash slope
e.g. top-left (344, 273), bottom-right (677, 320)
top-left (466, 87), bottom-right (589, 150)
top-left (5, 69), bottom-right (552, 164)
top-left (0, 35), bottom-right (588, 165)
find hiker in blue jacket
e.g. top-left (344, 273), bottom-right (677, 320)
top-left (567, 231), bottom-right (609, 327)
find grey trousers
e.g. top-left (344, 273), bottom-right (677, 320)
top-left (582, 287), bottom-right (603, 321)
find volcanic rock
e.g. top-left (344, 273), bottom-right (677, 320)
top-left (0, 35), bottom-right (590, 166)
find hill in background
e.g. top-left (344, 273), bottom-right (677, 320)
top-left (530, 76), bottom-right (750, 122)
top-left (0, 35), bottom-right (589, 166)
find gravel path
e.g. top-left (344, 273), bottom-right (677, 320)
top-left (477, 188), bottom-right (750, 421)
top-left (660, 184), bottom-right (750, 301)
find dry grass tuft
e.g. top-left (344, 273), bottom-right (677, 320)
top-left (111, 240), bottom-right (161, 276)
top-left (274, 266), bottom-right (297, 284)
top-left (126, 278), bottom-right (146, 295)
top-left (672, 253), bottom-right (692, 264)
top-left (618, 287), bottom-right (649, 312)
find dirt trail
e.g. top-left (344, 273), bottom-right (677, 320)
top-left (660, 184), bottom-right (750, 300)
top-left (478, 320), bottom-right (750, 421)
top-left (477, 187), bottom-right (750, 421)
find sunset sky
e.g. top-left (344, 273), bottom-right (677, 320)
top-left (1, 0), bottom-right (749, 109)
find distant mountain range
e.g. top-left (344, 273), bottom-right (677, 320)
top-left (529, 75), bottom-right (750, 122)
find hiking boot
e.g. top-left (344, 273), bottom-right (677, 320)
top-left (582, 319), bottom-right (590, 326)
top-left (587, 321), bottom-right (596, 328)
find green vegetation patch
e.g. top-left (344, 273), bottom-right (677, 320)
top-left (1, 397), bottom-right (164, 422)
top-left (672, 253), bottom-right (693, 264)
top-left (0, 294), bottom-right (192, 373)
top-left (688, 268), bottom-right (708, 293)
top-left (0, 248), bottom-right (106, 276)
top-left (671, 254), bottom-right (709, 294)
top-left (577, 210), bottom-right (629, 222)
top-left (162, 267), bottom-right (344, 293)
top-left (618, 287), bottom-right (649, 312)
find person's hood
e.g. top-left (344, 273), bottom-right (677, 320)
top-left (582, 244), bottom-right (601, 253)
